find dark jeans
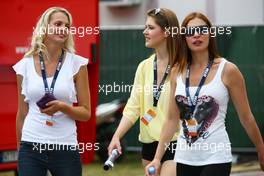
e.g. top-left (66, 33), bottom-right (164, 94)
top-left (18, 141), bottom-right (82, 176)
top-left (177, 162), bottom-right (232, 176)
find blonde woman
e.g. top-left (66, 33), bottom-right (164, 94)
top-left (13, 7), bottom-right (91, 176)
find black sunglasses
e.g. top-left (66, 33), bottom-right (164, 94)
top-left (184, 25), bottom-right (210, 37)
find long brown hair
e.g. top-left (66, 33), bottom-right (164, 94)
top-left (147, 8), bottom-right (185, 69)
top-left (180, 12), bottom-right (220, 72)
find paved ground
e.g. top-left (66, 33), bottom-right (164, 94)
top-left (231, 171), bottom-right (264, 176)
top-left (231, 158), bottom-right (263, 176)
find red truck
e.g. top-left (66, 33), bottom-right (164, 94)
top-left (0, 0), bottom-right (99, 173)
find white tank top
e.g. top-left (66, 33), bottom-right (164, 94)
top-left (174, 58), bottom-right (232, 166)
top-left (13, 52), bottom-right (88, 145)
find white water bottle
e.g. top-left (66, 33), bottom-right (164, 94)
top-left (103, 149), bottom-right (120, 171)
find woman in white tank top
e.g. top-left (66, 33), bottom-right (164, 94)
top-left (145, 12), bottom-right (264, 176)
top-left (13, 7), bottom-right (90, 176)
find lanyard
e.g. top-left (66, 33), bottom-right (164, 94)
top-left (185, 60), bottom-right (213, 115)
top-left (39, 49), bottom-right (64, 94)
top-left (153, 56), bottom-right (170, 107)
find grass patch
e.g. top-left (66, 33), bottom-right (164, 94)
top-left (1, 153), bottom-right (263, 176)
top-left (84, 152), bottom-right (144, 176)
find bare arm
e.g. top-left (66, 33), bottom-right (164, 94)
top-left (145, 67), bottom-right (180, 175)
top-left (154, 67), bottom-right (180, 161)
top-left (43, 65), bottom-right (91, 121)
top-left (108, 116), bottom-right (134, 155)
top-left (62, 65), bottom-right (91, 121)
top-left (112, 116), bottom-right (134, 140)
top-left (108, 62), bottom-right (143, 155)
top-left (223, 62), bottom-right (264, 170)
top-left (15, 75), bottom-right (29, 149)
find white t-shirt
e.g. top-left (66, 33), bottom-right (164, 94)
top-left (174, 58), bottom-right (232, 166)
top-left (13, 52), bottom-right (88, 145)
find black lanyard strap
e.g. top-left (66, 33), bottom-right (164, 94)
top-left (153, 56), bottom-right (170, 107)
top-left (39, 49), bottom-right (64, 94)
top-left (185, 60), bottom-right (213, 114)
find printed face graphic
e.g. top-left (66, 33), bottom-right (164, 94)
top-left (175, 95), bottom-right (219, 144)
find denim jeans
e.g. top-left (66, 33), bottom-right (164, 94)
top-left (18, 141), bottom-right (82, 176)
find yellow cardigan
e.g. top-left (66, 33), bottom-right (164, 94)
top-left (123, 54), bottom-right (178, 143)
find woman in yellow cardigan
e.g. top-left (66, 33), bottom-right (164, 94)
top-left (108, 8), bottom-right (185, 176)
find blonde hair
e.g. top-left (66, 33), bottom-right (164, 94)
top-left (24, 7), bottom-right (75, 58)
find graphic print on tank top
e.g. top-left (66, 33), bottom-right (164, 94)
top-left (175, 95), bottom-right (219, 144)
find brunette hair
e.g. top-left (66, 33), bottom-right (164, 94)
top-left (147, 8), bottom-right (186, 70)
top-left (181, 12), bottom-right (220, 71)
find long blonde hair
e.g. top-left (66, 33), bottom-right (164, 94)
top-left (24, 7), bottom-right (75, 58)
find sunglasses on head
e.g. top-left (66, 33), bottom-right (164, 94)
top-left (184, 25), bottom-right (209, 37)
top-left (150, 8), bottom-right (161, 15)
